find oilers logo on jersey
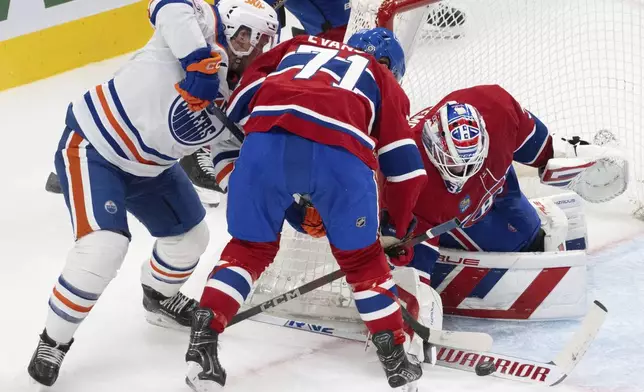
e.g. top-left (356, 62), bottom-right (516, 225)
top-left (169, 97), bottom-right (227, 146)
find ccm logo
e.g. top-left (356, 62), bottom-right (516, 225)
top-left (438, 255), bottom-right (480, 266)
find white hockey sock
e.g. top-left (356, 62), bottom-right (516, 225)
top-left (46, 230), bottom-right (128, 344)
top-left (140, 220), bottom-right (209, 298)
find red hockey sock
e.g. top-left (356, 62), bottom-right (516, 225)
top-left (200, 238), bottom-right (279, 332)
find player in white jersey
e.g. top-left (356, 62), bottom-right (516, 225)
top-left (27, 0), bottom-right (278, 387)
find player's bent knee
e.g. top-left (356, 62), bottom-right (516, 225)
top-left (331, 240), bottom-right (389, 284)
top-left (219, 238), bottom-right (280, 280)
top-left (62, 230), bottom-right (129, 293)
top-left (155, 219), bottom-right (210, 267)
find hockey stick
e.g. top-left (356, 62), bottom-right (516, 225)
top-left (231, 218), bottom-right (460, 326)
top-left (229, 268), bottom-right (346, 327)
top-left (248, 309), bottom-right (492, 352)
top-left (230, 218), bottom-right (494, 352)
top-left (437, 300), bottom-right (608, 385)
top-left (206, 104), bottom-right (245, 143)
top-left (248, 301), bottom-right (607, 386)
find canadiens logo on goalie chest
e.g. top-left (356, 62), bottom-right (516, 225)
top-left (168, 97), bottom-right (225, 146)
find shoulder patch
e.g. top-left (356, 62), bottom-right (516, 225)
top-left (459, 194), bottom-right (471, 213)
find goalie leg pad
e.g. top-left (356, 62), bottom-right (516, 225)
top-left (531, 193), bottom-right (588, 251)
top-left (140, 219), bottom-right (209, 298)
top-left (530, 197), bottom-right (569, 251)
top-left (46, 230), bottom-right (129, 343)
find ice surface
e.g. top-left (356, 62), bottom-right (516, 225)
top-left (1, 41), bottom-right (644, 392)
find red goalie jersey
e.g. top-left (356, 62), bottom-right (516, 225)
top-left (387, 84), bottom-right (554, 249)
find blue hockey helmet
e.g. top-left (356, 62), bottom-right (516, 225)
top-left (347, 27), bottom-right (406, 82)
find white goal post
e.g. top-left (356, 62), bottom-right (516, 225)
top-left (245, 0), bottom-right (643, 325)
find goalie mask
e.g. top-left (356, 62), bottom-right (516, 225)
top-left (421, 102), bottom-right (489, 194)
top-left (217, 0), bottom-right (278, 68)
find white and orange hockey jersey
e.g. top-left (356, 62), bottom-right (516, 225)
top-left (65, 0), bottom-right (231, 177)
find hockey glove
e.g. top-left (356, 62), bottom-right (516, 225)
top-left (301, 204), bottom-right (326, 238)
top-left (379, 210), bottom-right (417, 267)
top-left (175, 47), bottom-right (221, 112)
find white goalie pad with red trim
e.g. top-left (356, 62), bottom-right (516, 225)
top-left (432, 192), bottom-right (588, 320)
top-left (432, 248), bottom-right (587, 320)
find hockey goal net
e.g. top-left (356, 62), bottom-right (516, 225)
top-left (245, 0), bottom-right (643, 325)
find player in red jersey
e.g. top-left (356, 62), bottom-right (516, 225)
top-left (184, 28), bottom-right (427, 391)
top-left (393, 84), bottom-right (627, 270)
top-left (381, 84), bottom-right (627, 362)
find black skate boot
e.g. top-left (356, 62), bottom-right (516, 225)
top-left (142, 285), bottom-right (198, 330)
top-left (27, 329), bottom-right (73, 387)
top-left (372, 330), bottom-right (422, 389)
top-left (185, 307), bottom-right (226, 391)
top-left (179, 147), bottom-right (224, 208)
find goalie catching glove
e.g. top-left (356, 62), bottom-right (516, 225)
top-left (540, 130), bottom-right (629, 203)
top-left (175, 47), bottom-right (222, 112)
top-left (379, 210), bottom-right (417, 267)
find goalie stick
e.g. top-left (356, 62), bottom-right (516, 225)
top-left (436, 300), bottom-right (608, 386)
top-left (248, 301), bottom-right (607, 386)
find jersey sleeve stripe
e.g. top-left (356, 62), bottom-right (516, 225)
top-left (514, 114), bottom-right (550, 165)
top-left (514, 123), bottom-right (536, 152)
top-left (215, 162), bottom-right (234, 186)
top-left (226, 77), bottom-right (266, 123)
top-left (149, 0), bottom-right (193, 26)
top-left (379, 141), bottom-right (425, 179)
top-left (250, 104), bottom-right (376, 149)
top-left (354, 88), bottom-right (376, 135)
top-left (385, 169), bottom-right (427, 183)
top-left (378, 138), bottom-right (417, 155)
top-left (213, 149), bottom-right (240, 168)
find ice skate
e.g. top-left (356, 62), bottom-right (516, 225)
top-left (142, 285), bottom-right (198, 330)
top-left (372, 330), bottom-right (422, 390)
top-left (179, 147), bottom-right (224, 208)
top-left (27, 329), bottom-right (73, 387)
top-left (185, 308), bottom-right (226, 391)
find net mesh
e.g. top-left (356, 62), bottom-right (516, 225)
top-left (245, 0), bottom-right (644, 321)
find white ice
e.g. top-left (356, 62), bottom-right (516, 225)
top-left (1, 52), bottom-right (644, 392)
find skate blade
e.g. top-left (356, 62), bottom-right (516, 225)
top-left (145, 312), bottom-right (190, 331)
top-left (27, 374), bottom-right (52, 391)
top-left (399, 381), bottom-right (418, 392)
top-left (186, 363), bottom-right (223, 392)
top-left (194, 186), bottom-right (221, 208)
